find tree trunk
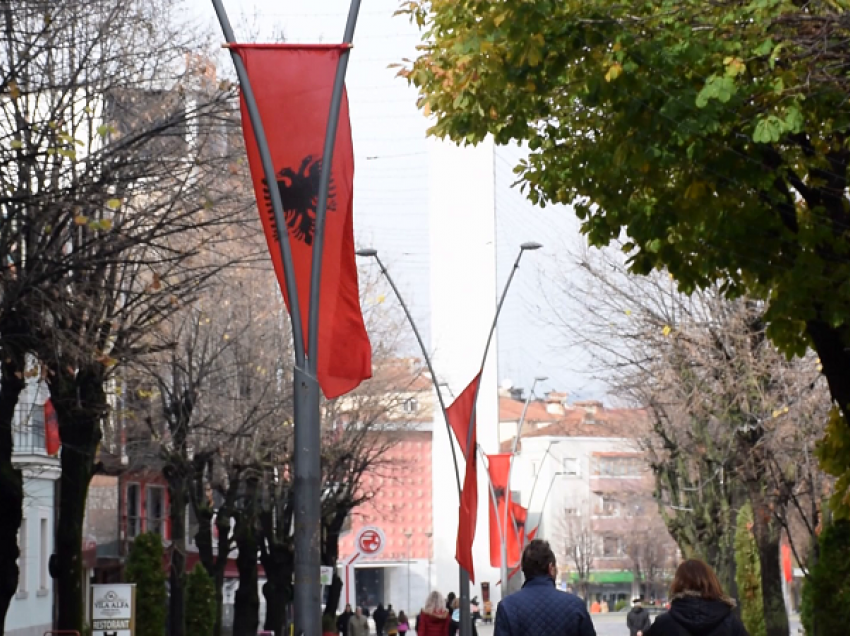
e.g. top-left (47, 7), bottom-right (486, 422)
top-left (807, 320), bottom-right (850, 415)
top-left (259, 502), bottom-right (294, 636)
top-left (750, 490), bottom-right (789, 636)
top-left (233, 475), bottom-right (259, 636)
top-left (167, 466), bottom-right (187, 636)
top-left (52, 367), bottom-right (105, 632)
top-left (0, 346), bottom-right (26, 630)
top-left (322, 510), bottom-right (346, 617)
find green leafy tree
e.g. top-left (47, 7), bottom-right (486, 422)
top-left (801, 520), bottom-right (850, 636)
top-left (125, 533), bottom-right (167, 636)
top-left (186, 564), bottom-right (216, 636)
top-left (735, 504), bottom-right (766, 636)
top-left (400, 0), bottom-right (850, 516)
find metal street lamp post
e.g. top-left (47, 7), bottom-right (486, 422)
top-left (405, 531), bottom-right (413, 614)
top-left (501, 375), bottom-right (547, 596)
top-left (358, 242), bottom-right (542, 636)
top-left (425, 531), bottom-right (433, 592)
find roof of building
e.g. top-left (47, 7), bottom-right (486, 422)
top-left (498, 398), bottom-right (650, 451)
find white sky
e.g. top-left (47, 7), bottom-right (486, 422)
top-left (184, 0), bottom-right (607, 401)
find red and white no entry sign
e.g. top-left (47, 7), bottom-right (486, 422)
top-left (355, 526), bottom-right (385, 558)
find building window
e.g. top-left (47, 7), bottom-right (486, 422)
top-left (39, 518), bottom-right (48, 592)
top-left (602, 536), bottom-right (623, 557)
top-left (403, 398), bottom-right (418, 414)
top-left (597, 494), bottom-right (620, 517)
top-left (563, 458), bottom-right (580, 476)
top-left (17, 517), bottom-right (27, 595)
top-left (146, 486), bottom-right (166, 536)
top-left (591, 456), bottom-right (644, 477)
top-left (127, 483), bottom-right (141, 538)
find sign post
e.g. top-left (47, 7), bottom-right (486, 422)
top-left (345, 527), bottom-right (386, 608)
top-left (90, 583), bottom-right (136, 636)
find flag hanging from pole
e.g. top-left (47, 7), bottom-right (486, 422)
top-left (446, 372), bottom-right (481, 456)
top-left (234, 44), bottom-right (371, 399)
top-left (44, 398), bottom-right (60, 456)
top-left (446, 374), bottom-right (482, 582)
top-left (487, 453), bottom-right (511, 567)
top-left (509, 502), bottom-right (528, 566)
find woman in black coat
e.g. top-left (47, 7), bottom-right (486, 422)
top-left (646, 559), bottom-right (749, 636)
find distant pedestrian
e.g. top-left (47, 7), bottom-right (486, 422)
top-left (645, 559), bottom-right (749, 636)
top-left (446, 592), bottom-right (456, 614)
top-left (417, 591), bottom-right (451, 636)
top-left (338, 604), bottom-right (354, 636)
top-left (374, 603), bottom-right (388, 636)
top-left (449, 598), bottom-right (460, 636)
top-left (348, 607), bottom-right (370, 636)
top-left (385, 607), bottom-right (399, 636)
top-left (627, 598), bottom-right (652, 636)
top-left (494, 539), bottom-right (596, 636)
top-left (398, 611), bottom-right (410, 634)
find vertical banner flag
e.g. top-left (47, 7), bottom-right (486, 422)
top-left (44, 398), bottom-right (60, 456)
top-left (446, 374), bottom-right (482, 582)
top-left (781, 543), bottom-right (793, 583)
top-left (486, 453), bottom-right (511, 568)
top-left (235, 44), bottom-right (371, 398)
top-left (509, 502), bottom-right (527, 565)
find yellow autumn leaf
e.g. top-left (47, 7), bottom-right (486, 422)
top-left (493, 13), bottom-right (507, 27)
top-left (662, 325), bottom-right (672, 336)
top-left (377, 294), bottom-right (386, 304)
top-left (625, 309), bottom-right (632, 316)
top-left (605, 63), bottom-right (623, 82)
top-left (9, 81), bottom-right (20, 99)
top-left (74, 215), bottom-right (89, 225)
top-left (10, 140), bottom-right (22, 149)
top-left (106, 198), bottom-right (121, 210)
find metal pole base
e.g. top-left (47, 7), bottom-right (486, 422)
top-left (460, 568), bottom-right (472, 636)
top-left (294, 366), bottom-right (322, 636)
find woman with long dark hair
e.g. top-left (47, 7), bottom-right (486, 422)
top-left (646, 559), bottom-right (749, 636)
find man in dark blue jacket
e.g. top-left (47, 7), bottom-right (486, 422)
top-left (494, 539), bottom-right (596, 636)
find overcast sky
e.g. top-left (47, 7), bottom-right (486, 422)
top-left (185, 0), bottom-right (608, 401)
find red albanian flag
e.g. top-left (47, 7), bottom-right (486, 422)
top-left (445, 374), bottom-right (482, 582)
top-left (44, 398), bottom-right (60, 456)
top-left (235, 44), bottom-right (371, 398)
top-left (487, 453), bottom-right (511, 568)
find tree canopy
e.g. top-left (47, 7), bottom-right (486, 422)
top-left (400, 0), bottom-right (850, 512)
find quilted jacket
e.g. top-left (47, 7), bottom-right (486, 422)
top-left (494, 576), bottom-right (597, 636)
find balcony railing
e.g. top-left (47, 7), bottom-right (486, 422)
top-left (13, 422), bottom-right (47, 456)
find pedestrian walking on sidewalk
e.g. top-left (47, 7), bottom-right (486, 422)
top-left (645, 559), bottom-right (749, 636)
top-left (494, 539), bottom-right (596, 636)
top-left (418, 591), bottom-right (451, 636)
top-left (627, 598), bottom-right (652, 636)
top-left (348, 607), bottom-right (370, 636)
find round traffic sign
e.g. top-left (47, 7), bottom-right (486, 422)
top-left (356, 526), bottom-right (385, 557)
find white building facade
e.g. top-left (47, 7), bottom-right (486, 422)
top-left (7, 375), bottom-right (59, 636)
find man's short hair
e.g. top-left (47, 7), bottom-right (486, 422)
top-left (521, 539), bottom-right (556, 579)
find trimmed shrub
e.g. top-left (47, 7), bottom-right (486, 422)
top-left (186, 564), bottom-right (216, 636)
top-left (125, 532), bottom-right (167, 636)
top-left (801, 519), bottom-right (850, 636)
top-left (734, 503), bottom-right (766, 636)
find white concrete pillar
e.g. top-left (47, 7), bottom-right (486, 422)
top-left (429, 136), bottom-right (503, 604)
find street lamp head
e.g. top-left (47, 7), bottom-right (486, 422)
top-left (355, 248), bottom-right (378, 257)
top-left (520, 241), bottom-right (543, 251)
top-left (534, 375), bottom-right (548, 383)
